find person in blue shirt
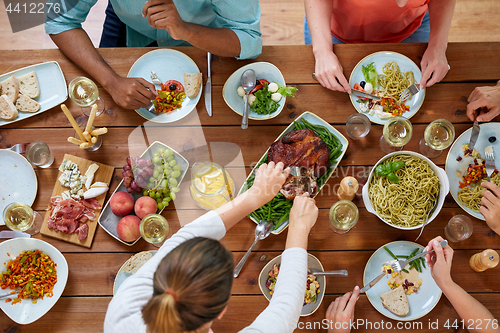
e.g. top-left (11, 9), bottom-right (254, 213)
top-left (45, 0), bottom-right (262, 110)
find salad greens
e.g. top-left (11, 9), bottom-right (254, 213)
top-left (375, 160), bottom-right (405, 183)
top-left (361, 62), bottom-right (379, 89)
top-left (251, 83), bottom-right (297, 115)
top-left (277, 83), bottom-right (297, 97)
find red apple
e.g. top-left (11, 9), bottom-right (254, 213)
top-left (134, 196), bottom-right (158, 219)
top-left (110, 191), bottom-right (135, 217)
top-left (116, 215), bottom-right (141, 242)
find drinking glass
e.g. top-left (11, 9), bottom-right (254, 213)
top-left (346, 113), bottom-right (371, 140)
top-left (68, 76), bottom-right (105, 117)
top-left (74, 124), bottom-right (103, 151)
top-left (140, 214), bottom-right (171, 248)
top-left (380, 116), bottom-right (413, 153)
top-left (25, 140), bottom-right (54, 168)
top-left (444, 214), bottom-right (473, 242)
top-left (189, 162), bottom-right (235, 210)
top-left (3, 202), bottom-right (43, 235)
top-left (329, 200), bottom-right (359, 234)
top-left (419, 119), bottom-right (455, 158)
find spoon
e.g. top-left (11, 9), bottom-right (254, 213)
top-left (309, 269), bottom-right (349, 277)
top-left (240, 69), bottom-right (256, 130)
top-left (234, 220), bottom-right (273, 277)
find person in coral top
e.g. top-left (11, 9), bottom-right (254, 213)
top-left (305, 0), bottom-right (456, 93)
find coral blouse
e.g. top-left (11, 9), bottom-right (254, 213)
top-left (330, 0), bottom-right (429, 43)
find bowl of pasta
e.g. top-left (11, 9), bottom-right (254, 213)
top-left (362, 151), bottom-right (449, 230)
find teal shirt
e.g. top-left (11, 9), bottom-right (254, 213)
top-left (45, 0), bottom-right (262, 59)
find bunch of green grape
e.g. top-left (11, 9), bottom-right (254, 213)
top-left (142, 147), bottom-right (183, 210)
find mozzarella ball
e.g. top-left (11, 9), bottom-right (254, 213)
top-left (271, 92), bottom-right (282, 103)
top-left (364, 82), bottom-right (373, 94)
top-left (248, 94), bottom-right (256, 105)
top-left (237, 86), bottom-right (245, 97)
top-left (268, 82), bottom-right (279, 93)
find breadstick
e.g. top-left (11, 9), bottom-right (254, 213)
top-left (91, 136), bottom-right (97, 144)
top-left (67, 137), bottom-right (83, 145)
top-left (80, 142), bottom-right (91, 149)
top-left (85, 104), bottom-right (98, 134)
top-left (61, 104), bottom-right (85, 141)
top-left (90, 127), bottom-right (108, 136)
top-left (82, 131), bottom-right (92, 142)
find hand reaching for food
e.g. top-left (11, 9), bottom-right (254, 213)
top-left (285, 193), bottom-right (318, 250)
top-left (480, 182), bottom-right (500, 235)
top-left (419, 46), bottom-right (449, 89)
top-left (467, 81), bottom-right (500, 122)
top-left (142, 0), bottom-right (186, 40)
top-left (106, 76), bottom-right (157, 110)
top-left (326, 286), bottom-right (360, 333)
top-left (248, 162), bottom-right (290, 206)
top-left (424, 236), bottom-right (454, 289)
top-left (314, 51), bottom-right (351, 93)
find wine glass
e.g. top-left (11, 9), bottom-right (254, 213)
top-left (419, 119), bottom-right (455, 158)
top-left (329, 200), bottom-right (359, 234)
top-left (140, 214), bottom-right (171, 248)
top-left (3, 202), bottom-right (43, 236)
top-left (380, 116), bottom-right (413, 153)
top-left (68, 76), bottom-right (105, 117)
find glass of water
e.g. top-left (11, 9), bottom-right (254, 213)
top-left (444, 214), bottom-right (473, 242)
top-left (346, 113), bottom-right (371, 140)
top-left (329, 200), bottom-right (359, 234)
top-left (25, 140), bottom-right (54, 168)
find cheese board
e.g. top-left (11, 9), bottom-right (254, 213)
top-left (40, 154), bottom-right (114, 248)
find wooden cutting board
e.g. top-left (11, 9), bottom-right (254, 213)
top-left (40, 154), bottom-right (114, 248)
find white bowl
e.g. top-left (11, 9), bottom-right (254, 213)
top-left (223, 62), bottom-right (286, 120)
top-left (258, 253), bottom-right (325, 316)
top-left (362, 151), bottom-right (449, 230)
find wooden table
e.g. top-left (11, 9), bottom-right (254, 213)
top-left (1, 43), bottom-right (499, 332)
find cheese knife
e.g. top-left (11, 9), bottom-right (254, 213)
top-left (205, 52), bottom-right (212, 117)
top-left (359, 272), bottom-right (385, 293)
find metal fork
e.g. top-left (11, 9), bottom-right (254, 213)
top-left (399, 83), bottom-right (420, 101)
top-left (485, 146), bottom-right (496, 181)
top-left (389, 240), bottom-right (448, 273)
top-left (414, 198), bottom-right (438, 241)
top-left (7, 143), bottom-right (29, 154)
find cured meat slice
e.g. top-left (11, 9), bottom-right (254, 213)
top-left (76, 224), bottom-right (89, 241)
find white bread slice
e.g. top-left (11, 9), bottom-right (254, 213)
top-left (0, 94), bottom-right (18, 120)
top-left (380, 286), bottom-right (409, 316)
top-left (122, 251), bottom-right (153, 274)
top-left (16, 94), bottom-right (40, 113)
top-left (0, 76), bottom-right (20, 103)
top-left (17, 71), bottom-right (39, 98)
top-left (184, 72), bottom-right (202, 98)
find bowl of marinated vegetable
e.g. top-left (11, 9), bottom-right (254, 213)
top-left (222, 62), bottom-right (297, 120)
top-left (258, 253), bottom-right (325, 316)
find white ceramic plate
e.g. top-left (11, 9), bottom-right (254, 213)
top-left (0, 61), bottom-right (68, 127)
top-left (223, 62), bottom-right (286, 120)
top-left (0, 238), bottom-right (69, 324)
top-left (0, 150), bottom-right (37, 226)
top-left (363, 241), bottom-right (441, 321)
top-left (348, 51), bottom-right (425, 125)
top-left (258, 253), bottom-right (325, 317)
top-left (445, 122), bottom-right (500, 220)
top-left (127, 49), bottom-right (202, 123)
top-left (113, 250), bottom-right (157, 295)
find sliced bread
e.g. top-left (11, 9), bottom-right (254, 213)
top-left (18, 71), bottom-right (39, 98)
top-left (184, 72), bottom-right (202, 98)
top-left (16, 94), bottom-right (41, 112)
top-left (122, 251), bottom-right (153, 274)
top-left (0, 76), bottom-right (20, 103)
top-left (0, 94), bottom-right (18, 120)
top-left (380, 285), bottom-right (409, 316)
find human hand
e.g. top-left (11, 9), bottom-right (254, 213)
top-left (326, 286), bottom-right (360, 333)
top-left (420, 45), bottom-right (449, 89)
top-left (424, 236), bottom-right (454, 289)
top-left (142, 0), bottom-right (186, 40)
top-left (314, 51), bottom-right (351, 93)
top-left (289, 193), bottom-right (318, 233)
top-left (105, 75), bottom-right (157, 110)
top-left (466, 81), bottom-right (500, 122)
top-left (247, 162), bottom-right (290, 206)
top-left (480, 182), bottom-right (500, 235)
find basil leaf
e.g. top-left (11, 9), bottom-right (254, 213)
top-left (387, 172), bottom-right (400, 183)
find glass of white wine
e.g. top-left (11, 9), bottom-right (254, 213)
top-left (3, 202), bottom-right (43, 235)
top-left (419, 119), bottom-right (455, 158)
top-left (140, 214), bottom-right (171, 248)
top-left (68, 76), bottom-right (105, 117)
top-left (329, 200), bottom-right (359, 234)
top-left (380, 116), bottom-right (413, 154)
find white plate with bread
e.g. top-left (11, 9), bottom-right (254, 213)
top-left (127, 49), bottom-right (202, 123)
top-left (363, 241), bottom-right (442, 321)
top-left (0, 61), bottom-right (68, 126)
top-left (113, 250), bottom-right (157, 295)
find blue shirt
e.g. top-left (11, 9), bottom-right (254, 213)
top-left (45, 0), bottom-right (262, 59)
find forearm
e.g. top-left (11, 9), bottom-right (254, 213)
top-left (442, 282), bottom-right (499, 333)
top-left (215, 190), bottom-right (263, 231)
top-left (49, 29), bottom-right (119, 90)
top-left (304, 0), bottom-right (334, 57)
top-left (179, 24), bottom-right (240, 58)
top-left (427, 0), bottom-right (456, 50)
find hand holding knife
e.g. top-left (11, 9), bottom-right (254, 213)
top-left (205, 52), bottom-right (212, 117)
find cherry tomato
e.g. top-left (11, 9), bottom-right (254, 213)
top-left (249, 79), bottom-right (271, 94)
top-left (163, 80), bottom-right (184, 92)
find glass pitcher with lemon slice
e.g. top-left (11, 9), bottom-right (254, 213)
top-left (190, 162), bottom-right (235, 210)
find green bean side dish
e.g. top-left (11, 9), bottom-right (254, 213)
top-left (243, 118), bottom-right (344, 230)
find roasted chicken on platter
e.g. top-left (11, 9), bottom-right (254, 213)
top-left (268, 129), bottom-right (330, 199)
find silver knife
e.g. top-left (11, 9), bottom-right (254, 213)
top-left (351, 89), bottom-right (381, 101)
top-left (0, 230), bottom-right (30, 239)
top-left (469, 120), bottom-right (480, 151)
top-left (359, 272), bottom-right (385, 293)
top-left (205, 52), bottom-right (212, 117)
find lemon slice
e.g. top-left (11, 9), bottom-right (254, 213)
top-left (194, 178), bottom-right (206, 192)
top-left (205, 169), bottom-right (222, 179)
top-left (195, 165), bottom-right (213, 178)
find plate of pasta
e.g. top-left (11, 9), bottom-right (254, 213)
top-left (445, 122), bottom-right (500, 220)
top-left (348, 52), bottom-right (425, 125)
